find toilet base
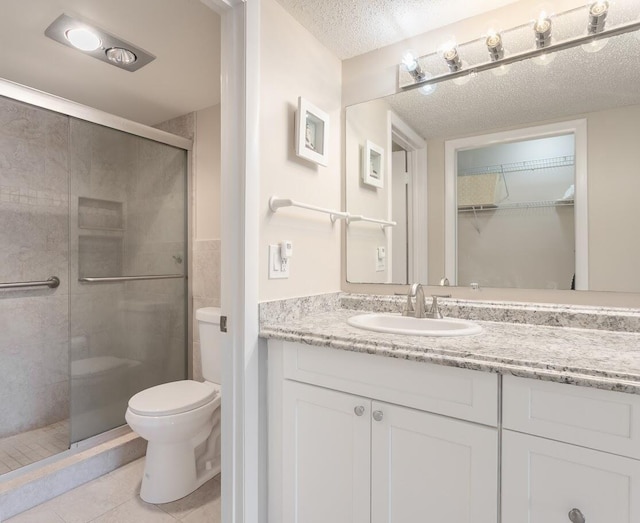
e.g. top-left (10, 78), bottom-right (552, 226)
top-left (140, 440), bottom-right (220, 504)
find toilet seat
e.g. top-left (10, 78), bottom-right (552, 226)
top-left (128, 380), bottom-right (219, 416)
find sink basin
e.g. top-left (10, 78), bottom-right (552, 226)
top-left (347, 313), bottom-right (482, 337)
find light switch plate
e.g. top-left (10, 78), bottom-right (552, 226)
top-left (376, 246), bottom-right (386, 272)
top-left (269, 244), bottom-right (289, 279)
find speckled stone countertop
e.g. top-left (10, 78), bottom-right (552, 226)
top-left (260, 294), bottom-right (640, 394)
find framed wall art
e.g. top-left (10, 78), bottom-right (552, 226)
top-left (295, 96), bottom-right (329, 166)
top-left (362, 139), bottom-right (384, 188)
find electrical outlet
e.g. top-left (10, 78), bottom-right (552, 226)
top-left (269, 244), bottom-right (290, 279)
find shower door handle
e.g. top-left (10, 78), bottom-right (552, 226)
top-left (79, 274), bottom-right (185, 283)
top-left (0, 276), bottom-right (60, 289)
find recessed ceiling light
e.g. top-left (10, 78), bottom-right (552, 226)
top-left (65, 28), bottom-right (101, 51)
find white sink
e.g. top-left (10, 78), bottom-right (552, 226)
top-left (347, 313), bottom-right (482, 337)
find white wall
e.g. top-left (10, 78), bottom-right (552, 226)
top-left (588, 104), bottom-right (640, 293)
top-left (345, 98), bottom-right (392, 283)
top-left (259, 0), bottom-right (342, 302)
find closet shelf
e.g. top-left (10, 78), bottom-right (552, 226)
top-left (458, 199), bottom-right (574, 213)
top-left (459, 155), bottom-right (575, 177)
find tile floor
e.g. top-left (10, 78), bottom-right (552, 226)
top-left (5, 458), bottom-right (221, 523)
top-left (0, 420), bottom-right (69, 475)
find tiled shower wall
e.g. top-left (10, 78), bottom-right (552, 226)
top-left (155, 108), bottom-right (221, 381)
top-left (0, 96), bottom-right (70, 438)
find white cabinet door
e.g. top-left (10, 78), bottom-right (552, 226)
top-left (282, 381), bottom-right (371, 523)
top-left (371, 401), bottom-right (498, 523)
top-left (503, 430), bottom-right (640, 522)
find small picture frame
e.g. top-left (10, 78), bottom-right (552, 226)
top-left (362, 140), bottom-right (384, 188)
top-left (295, 97), bottom-right (329, 166)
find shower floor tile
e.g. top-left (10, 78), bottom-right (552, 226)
top-left (6, 458), bottom-right (221, 523)
top-left (0, 420), bottom-right (69, 474)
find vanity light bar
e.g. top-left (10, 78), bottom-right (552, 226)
top-left (398, 16), bottom-right (640, 92)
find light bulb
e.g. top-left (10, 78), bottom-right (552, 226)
top-left (486, 31), bottom-right (504, 61)
top-left (401, 50), bottom-right (425, 82)
top-left (534, 14), bottom-right (552, 48)
top-left (441, 43), bottom-right (462, 72)
top-left (106, 47), bottom-right (137, 65)
top-left (65, 28), bottom-right (101, 51)
top-left (401, 51), bottom-right (418, 72)
top-left (587, 1), bottom-right (609, 34)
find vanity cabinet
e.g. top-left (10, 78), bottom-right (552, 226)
top-left (502, 375), bottom-right (640, 522)
top-left (269, 341), bottom-right (499, 523)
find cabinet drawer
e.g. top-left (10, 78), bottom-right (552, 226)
top-left (281, 341), bottom-right (498, 426)
top-left (503, 375), bottom-right (640, 459)
top-left (502, 430), bottom-right (640, 522)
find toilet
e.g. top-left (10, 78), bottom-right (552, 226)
top-left (125, 307), bottom-right (222, 504)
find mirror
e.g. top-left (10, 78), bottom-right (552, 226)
top-left (345, 16), bottom-right (640, 293)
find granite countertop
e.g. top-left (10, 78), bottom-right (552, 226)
top-left (260, 308), bottom-right (640, 394)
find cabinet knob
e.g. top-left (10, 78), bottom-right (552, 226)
top-left (372, 410), bottom-right (384, 422)
top-left (354, 405), bottom-right (365, 416)
top-left (568, 508), bottom-right (585, 523)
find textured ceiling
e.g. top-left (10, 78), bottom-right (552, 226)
top-left (0, 0), bottom-right (220, 126)
top-left (275, 0), bottom-right (521, 59)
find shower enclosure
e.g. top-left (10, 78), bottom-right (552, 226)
top-left (0, 90), bottom-right (188, 476)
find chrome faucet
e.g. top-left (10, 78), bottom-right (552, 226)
top-left (403, 283), bottom-right (426, 318)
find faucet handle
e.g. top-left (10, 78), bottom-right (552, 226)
top-left (428, 294), bottom-right (450, 319)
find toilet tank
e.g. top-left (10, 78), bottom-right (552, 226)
top-left (196, 307), bottom-right (222, 385)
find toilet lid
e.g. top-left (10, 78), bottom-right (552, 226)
top-left (128, 380), bottom-right (219, 416)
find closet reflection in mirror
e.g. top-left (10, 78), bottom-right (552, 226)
top-left (456, 134), bottom-right (576, 290)
top-left (345, 30), bottom-right (640, 292)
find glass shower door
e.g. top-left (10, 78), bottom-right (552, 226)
top-left (69, 119), bottom-right (187, 443)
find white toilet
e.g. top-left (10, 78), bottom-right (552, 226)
top-left (125, 307), bottom-right (222, 504)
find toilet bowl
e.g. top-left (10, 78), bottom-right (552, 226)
top-left (125, 307), bottom-right (222, 504)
